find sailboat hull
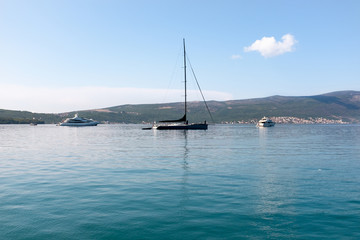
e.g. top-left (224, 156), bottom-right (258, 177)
top-left (155, 123), bottom-right (208, 130)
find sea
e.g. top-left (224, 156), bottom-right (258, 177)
top-left (0, 124), bottom-right (359, 239)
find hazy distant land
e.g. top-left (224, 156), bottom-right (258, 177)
top-left (1, 91), bottom-right (359, 124)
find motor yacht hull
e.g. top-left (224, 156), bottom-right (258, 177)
top-left (257, 122), bottom-right (275, 127)
top-left (59, 122), bottom-right (98, 127)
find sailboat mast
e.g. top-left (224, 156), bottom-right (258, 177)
top-left (183, 38), bottom-right (187, 122)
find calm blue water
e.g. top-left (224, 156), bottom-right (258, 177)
top-left (0, 124), bottom-right (359, 239)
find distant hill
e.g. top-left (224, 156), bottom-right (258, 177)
top-left (0, 109), bottom-right (51, 124)
top-left (1, 91), bottom-right (360, 124)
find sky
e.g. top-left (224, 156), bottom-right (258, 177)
top-left (0, 0), bottom-right (359, 113)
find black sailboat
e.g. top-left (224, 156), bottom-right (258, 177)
top-left (150, 39), bottom-right (208, 130)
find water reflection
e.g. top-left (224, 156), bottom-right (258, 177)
top-left (256, 125), bottom-right (297, 229)
top-left (182, 130), bottom-right (189, 170)
top-left (178, 130), bottom-right (190, 223)
top-left (257, 126), bottom-right (270, 148)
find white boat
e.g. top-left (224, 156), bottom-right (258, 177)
top-left (257, 116), bottom-right (275, 127)
top-left (59, 114), bottom-right (99, 126)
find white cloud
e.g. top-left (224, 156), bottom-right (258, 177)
top-left (0, 85), bottom-right (233, 113)
top-left (244, 34), bottom-right (297, 58)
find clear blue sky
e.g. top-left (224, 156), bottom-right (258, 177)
top-left (0, 0), bottom-right (359, 113)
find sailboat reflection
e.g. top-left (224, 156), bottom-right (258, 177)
top-left (177, 130), bottom-right (190, 220)
top-left (182, 130), bottom-right (189, 170)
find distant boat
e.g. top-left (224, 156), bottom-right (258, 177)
top-left (257, 117), bottom-right (275, 127)
top-left (59, 114), bottom-right (98, 126)
top-left (144, 39), bottom-right (210, 130)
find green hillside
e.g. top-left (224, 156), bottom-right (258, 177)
top-left (1, 91), bottom-right (360, 124)
top-left (95, 90), bottom-right (360, 123)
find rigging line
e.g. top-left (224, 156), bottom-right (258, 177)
top-left (156, 45), bottom-right (182, 121)
top-left (163, 45), bottom-right (183, 102)
top-left (186, 56), bottom-right (215, 124)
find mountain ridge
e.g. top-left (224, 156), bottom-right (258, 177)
top-left (1, 90), bottom-right (360, 124)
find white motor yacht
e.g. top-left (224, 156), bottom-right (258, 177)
top-left (257, 117), bottom-right (275, 127)
top-left (59, 114), bottom-right (99, 126)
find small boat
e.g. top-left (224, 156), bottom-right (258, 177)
top-left (257, 116), bottom-right (275, 127)
top-left (145, 39), bottom-right (210, 130)
top-left (59, 114), bottom-right (99, 126)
